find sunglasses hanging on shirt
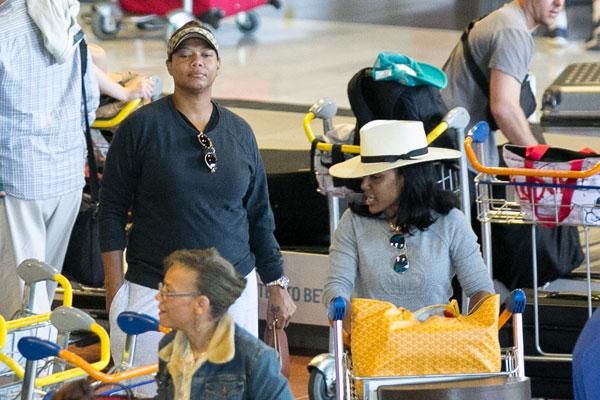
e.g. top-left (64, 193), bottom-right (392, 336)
top-left (389, 232), bottom-right (409, 274)
top-left (197, 132), bottom-right (217, 173)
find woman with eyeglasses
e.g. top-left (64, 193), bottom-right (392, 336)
top-left (322, 120), bottom-right (494, 325)
top-left (154, 248), bottom-right (293, 400)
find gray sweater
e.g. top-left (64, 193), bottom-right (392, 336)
top-left (323, 208), bottom-right (494, 311)
top-left (441, 1), bottom-right (533, 169)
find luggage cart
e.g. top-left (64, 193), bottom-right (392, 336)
top-left (91, 0), bottom-right (280, 40)
top-left (304, 102), bottom-right (490, 399)
top-left (303, 100), bottom-right (472, 230)
top-left (0, 306), bottom-right (111, 399)
top-left (0, 259), bottom-right (74, 380)
top-left (0, 260), bottom-right (112, 398)
top-left (18, 311), bottom-right (167, 400)
top-left (325, 290), bottom-right (527, 400)
top-left (464, 122), bottom-right (600, 365)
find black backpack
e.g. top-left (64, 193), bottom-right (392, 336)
top-left (347, 67), bottom-right (458, 150)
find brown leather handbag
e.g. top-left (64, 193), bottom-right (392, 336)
top-left (264, 319), bottom-right (290, 379)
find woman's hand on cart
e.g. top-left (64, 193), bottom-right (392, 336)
top-left (328, 297), bottom-right (351, 344)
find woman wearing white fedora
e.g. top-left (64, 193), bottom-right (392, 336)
top-left (322, 120), bottom-right (494, 322)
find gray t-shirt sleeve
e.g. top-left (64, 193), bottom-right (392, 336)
top-left (447, 210), bottom-right (495, 297)
top-left (323, 210), bottom-right (358, 306)
top-left (488, 28), bottom-right (533, 83)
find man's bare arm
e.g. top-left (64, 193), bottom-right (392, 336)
top-left (101, 250), bottom-right (124, 312)
top-left (489, 69), bottom-right (538, 146)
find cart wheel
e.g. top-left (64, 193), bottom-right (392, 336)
top-left (308, 368), bottom-right (335, 400)
top-left (199, 8), bottom-right (225, 30)
top-left (91, 8), bottom-right (121, 40)
top-left (236, 11), bottom-right (260, 34)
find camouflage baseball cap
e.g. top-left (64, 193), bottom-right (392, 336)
top-left (167, 21), bottom-right (219, 59)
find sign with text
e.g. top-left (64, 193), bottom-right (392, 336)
top-left (258, 251), bottom-right (329, 326)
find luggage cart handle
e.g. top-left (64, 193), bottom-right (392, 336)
top-left (2, 318), bottom-right (111, 387)
top-left (498, 289), bottom-right (526, 328)
top-left (40, 322), bottom-right (110, 387)
top-left (304, 107), bottom-right (465, 155)
top-left (117, 311), bottom-right (164, 335)
top-left (91, 98), bottom-right (141, 129)
top-left (327, 297), bottom-right (347, 321)
top-left (303, 112), bottom-right (360, 154)
top-left (17, 336), bottom-right (157, 384)
top-left (59, 350), bottom-right (158, 383)
top-left (427, 107), bottom-right (471, 144)
top-left (465, 136), bottom-right (600, 178)
top-left (18, 337), bottom-right (61, 361)
top-left (506, 289), bottom-right (526, 314)
top-left (50, 306), bottom-right (95, 333)
top-left (16, 259), bottom-right (73, 307)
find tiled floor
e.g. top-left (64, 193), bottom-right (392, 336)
top-left (289, 355), bottom-right (312, 399)
top-left (85, 1), bottom-right (600, 153)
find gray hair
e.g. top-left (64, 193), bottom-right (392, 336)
top-left (164, 248), bottom-right (246, 319)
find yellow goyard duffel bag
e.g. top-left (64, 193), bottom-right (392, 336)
top-left (351, 294), bottom-right (501, 378)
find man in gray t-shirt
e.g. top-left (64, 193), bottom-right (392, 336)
top-left (441, 0), bottom-right (564, 169)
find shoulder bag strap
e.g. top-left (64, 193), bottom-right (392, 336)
top-left (461, 17), bottom-right (490, 98)
top-left (78, 35), bottom-right (100, 203)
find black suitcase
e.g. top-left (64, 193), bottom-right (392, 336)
top-left (513, 289), bottom-right (600, 399)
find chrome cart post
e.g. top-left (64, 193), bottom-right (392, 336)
top-left (442, 107), bottom-right (471, 219)
top-left (21, 359), bottom-right (37, 400)
top-left (328, 297), bottom-right (347, 400)
top-left (506, 289), bottom-right (527, 378)
top-left (309, 98), bottom-right (344, 236)
top-left (467, 122), bottom-right (493, 274)
top-left (115, 312), bottom-right (161, 371)
top-left (17, 259), bottom-right (60, 316)
top-left (18, 337), bottom-right (61, 400)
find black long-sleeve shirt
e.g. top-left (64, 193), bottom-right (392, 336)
top-left (98, 96), bottom-right (283, 289)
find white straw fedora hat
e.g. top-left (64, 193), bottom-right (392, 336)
top-left (329, 120), bottom-right (461, 179)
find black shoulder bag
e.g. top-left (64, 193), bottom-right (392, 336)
top-left (460, 18), bottom-right (536, 131)
top-left (62, 36), bottom-right (105, 288)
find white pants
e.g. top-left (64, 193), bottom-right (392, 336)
top-left (109, 270), bottom-right (258, 397)
top-left (0, 192), bottom-right (81, 318)
top-left (0, 192), bottom-right (80, 375)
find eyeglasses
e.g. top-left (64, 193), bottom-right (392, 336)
top-left (197, 132), bottom-right (217, 173)
top-left (157, 282), bottom-right (201, 299)
top-left (389, 234), bottom-right (409, 273)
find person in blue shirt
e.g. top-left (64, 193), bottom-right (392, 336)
top-left (572, 307), bottom-right (600, 400)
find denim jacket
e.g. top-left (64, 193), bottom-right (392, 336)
top-left (155, 315), bottom-right (294, 400)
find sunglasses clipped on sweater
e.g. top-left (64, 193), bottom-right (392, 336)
top-left (389, 233), bottom-right (409, 273)
top-left (197, 132), bottom-right (217, 173)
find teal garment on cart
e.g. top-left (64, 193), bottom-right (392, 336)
top-left (371, 52), bottom-right (447, 89)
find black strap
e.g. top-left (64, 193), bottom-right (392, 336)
top-left (461, 18), bottom-right (490, 98)
top-left (459, 16), bottom-right (535, 130)
top-left (78, 36), bottom-right (100, 203)
top-left (360, 146), bottom-right (428, 163)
